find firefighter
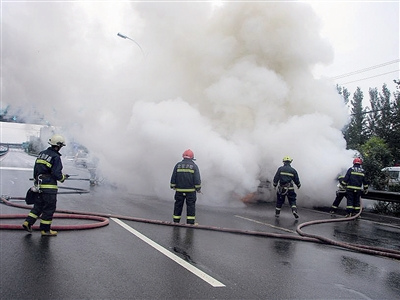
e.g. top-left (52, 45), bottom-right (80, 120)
top-left (22, 134), bottom-right (69, 236)
top-left (329, 175), bottom-right (346, 214)
top-left (170, 149), bottom-right (201, 225)
top-left (341, 157), bottom-right (369, 217)
top-left (273, 156), bottom-right (301, 218)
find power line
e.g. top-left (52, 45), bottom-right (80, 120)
top-left (331, 59), bottom-right (400, 80)
top-left (339, 69), bottom-right (400, 85)
top-left (351, 107), bottom-right (394, 116)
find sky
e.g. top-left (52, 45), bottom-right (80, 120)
top-left (1, 1), bottom-right (398, 207)
top-left (308, 1), bottom-right (399, 98)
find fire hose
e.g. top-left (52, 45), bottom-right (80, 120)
top-left (296, 209), bottom-right (400, 259)
top-left (0, 185), bottom-right (108, 230)
top-left (1, 194), bottom-right (400, 260)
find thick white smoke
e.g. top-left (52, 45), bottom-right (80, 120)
top-left (1, 2), bottom-right (354, 206)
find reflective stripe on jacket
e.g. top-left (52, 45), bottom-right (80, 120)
top-left (273, 163), bottom-right (300, 188)
top-left (34, 147), bottom-right (65, 194)
top-left (341, 165), bottom-right (369, 191)
top-left (170, 158), bottom-right (201, 192)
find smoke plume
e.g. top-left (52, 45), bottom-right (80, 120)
top-left (1, 2), bottom-right (354, 206)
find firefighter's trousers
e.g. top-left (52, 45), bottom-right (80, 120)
top-left (173, 191), bottom-right (197, 224)
top-left (25, 193), bottom-right (57, 231)
top-left (331, 191), bottom-right (347, 210)
top-left (346, 190), bottom-right (362, 214)
top-left (276, 190), bottom-right (297, 212)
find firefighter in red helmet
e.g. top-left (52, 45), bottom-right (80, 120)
top-left (170, 149), bottom-right (201, 224)
top-left (340, 157), bottom-right (369, 217)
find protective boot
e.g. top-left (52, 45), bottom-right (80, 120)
top-left (292, 209), bottom-right (299, 219)
top-left (22, 221), bottom-right (32, 233)
top-left (41, 230), bottom-right (58, 236)
top-left (275, 208), bottom-right (280, 218)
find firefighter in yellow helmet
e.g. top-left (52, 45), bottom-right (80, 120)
top-left (170, 149), bottom-right (201, 224)
top-left (273, 156), bottom-right (301, 219)
top-left (22, 134), bottom-right (69, 236)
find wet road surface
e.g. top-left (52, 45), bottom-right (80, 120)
top-left (1, 149), bottom-right (400, 299)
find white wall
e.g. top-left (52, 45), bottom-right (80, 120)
top-left (0, 122), bottom-right (42, 143)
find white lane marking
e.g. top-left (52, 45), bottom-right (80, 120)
top-left (111, 218), bottom-right (226, 287)
top-left (0, 167), bottom-right (33, 171)
top-left (235, 215), bottom-right (296, 233)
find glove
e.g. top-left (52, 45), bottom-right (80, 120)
top-left (196, 189), bottom-right (201, 193)
top-left (363, 189), bottom-right (368, 195)
top-left (297, 184), bottom-right (301, 189)
top-left (273, 183), bottom-right (277, 189)
top-left (60, 174), bottom-right (69, 183)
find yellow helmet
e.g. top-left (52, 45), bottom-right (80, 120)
top-left (283, 156), bottom-right (293, 163)
top-left (48, 134), bottom-right (66, 147)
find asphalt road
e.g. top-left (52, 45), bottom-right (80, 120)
top-left (1, 149), bottom-right (400, 299)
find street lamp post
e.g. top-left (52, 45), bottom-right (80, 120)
top-left (117, 32), bottom-right (144, 56)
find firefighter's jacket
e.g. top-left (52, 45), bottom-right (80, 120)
top-left (341, 165), bottom-right (369, 192)
top-left (273, 163), bottom-right (301, 189)
top-left (170, 158), bottom-right (201, 193)
top-left (34, 146), bottom-right (67, 194)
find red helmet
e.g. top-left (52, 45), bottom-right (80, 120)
top-left (353, 157), bottom-right (363, 165)
top-left (182, 149), bottom-right (194, 159)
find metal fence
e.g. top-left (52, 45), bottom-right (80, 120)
top-left (363, 190), bottom-right (400, 203)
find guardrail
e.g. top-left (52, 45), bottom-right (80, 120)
top-left (0, 143), bottom-right (23, 149)
top-left (0, 144), bottom-right (9, 156)
top-left (363, 190), bottom-right (400, 203)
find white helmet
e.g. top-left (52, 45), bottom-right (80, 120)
top-left (48, 134), bottom-right (66, 147)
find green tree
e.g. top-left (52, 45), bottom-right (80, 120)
top-left (339, 82), bottom-right (400, 215)
top-left (378, 84), bottom-right (392, 140)
top-left (359, 136), bottom-right (392, 190)
top-left (367, 84), bottom-right (400, 164)
top-left (344, 87), bottom-right (368, 150)
top-left (388, 82), bottom-right (400, 162)
top-left (366, 88), bottom-right (378, 137)
top-left (336, 85), bottom-right (350, 106)
top-left (367, 85), bottom-right (392, 143)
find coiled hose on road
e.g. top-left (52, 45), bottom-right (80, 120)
top-left (1, 194), bottom-right (400, 260)
top-left (0, 186), bottom-right (109, 230)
